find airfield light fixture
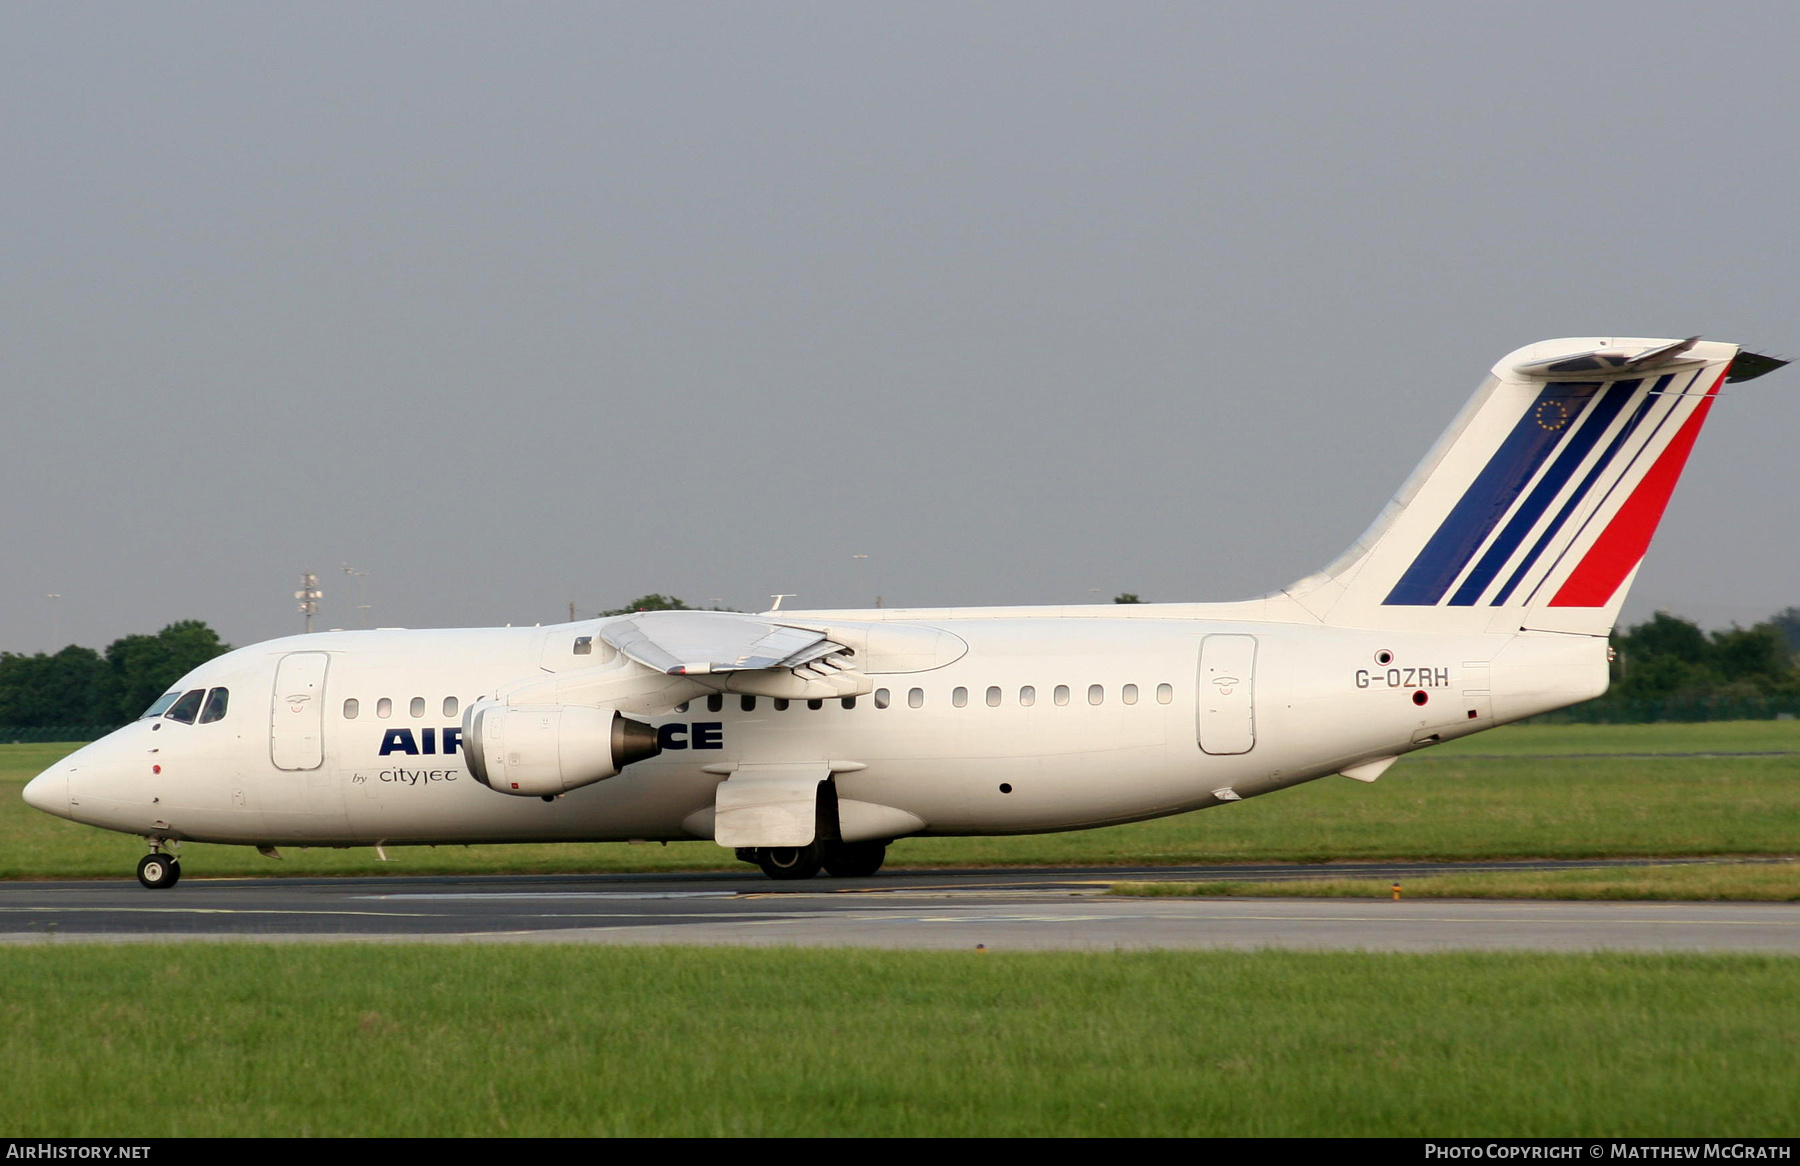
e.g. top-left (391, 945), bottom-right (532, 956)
top-left (295, 572), bottom-right (323, 634)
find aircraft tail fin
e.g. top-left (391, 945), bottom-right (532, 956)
top-left (1285, 337), bottom-right (1785, 636)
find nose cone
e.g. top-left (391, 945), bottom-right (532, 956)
top-left (22, 770), bottom-right (70, 819)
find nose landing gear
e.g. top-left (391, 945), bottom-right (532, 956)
top-left (136, 849), bottom-right (180, 889)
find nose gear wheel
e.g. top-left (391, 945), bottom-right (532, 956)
top-left (136, 853), bottom-right (180, 889)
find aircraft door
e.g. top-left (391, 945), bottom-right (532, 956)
top-left (1197, 634), bottom-right (1256, 755)
top-left (271, 651), bottom-right (329, 771)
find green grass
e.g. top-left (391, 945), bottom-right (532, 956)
top-left (1111, 860), bottom-right (1800, 901)
top-left (7, 721), bottom-right (1800, 879)
top-left (1430, 719), bottom-right (1800, 756)
top-left (2, 945), bottom-right (1797, 1136)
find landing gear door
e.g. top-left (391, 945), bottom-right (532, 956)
top-left (1197, 634), bottom-right (1257, 756)
top-left (271, 651), bottom-right (329, 771)
top-left (711, 764), bottom-right (831, 848)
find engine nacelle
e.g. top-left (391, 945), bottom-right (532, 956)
top-left (462, 702), bottom-right (661, 797)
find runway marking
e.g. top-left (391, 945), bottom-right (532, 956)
top-left (360, 891), bottom-right (738, 901)
top-left (738, 881), bottom-right (1119, 897)
top-left (1075, 909), bottom-right (1800, 929)
top-left (0, 906), bottom-right (437, 918)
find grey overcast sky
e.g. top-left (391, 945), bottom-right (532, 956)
top-left (4, 1), bottom-right (1797, 654)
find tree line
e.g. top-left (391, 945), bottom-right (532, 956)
top-left (0, 621), bottom-right (231, 730)
top-left (1564, 607), bottom-right (1800, 723)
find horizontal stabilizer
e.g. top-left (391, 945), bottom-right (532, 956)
top-left (1728, 350), bottom-right (1789, 382)
top-left (1512, 336), bottom-right (1699, 379)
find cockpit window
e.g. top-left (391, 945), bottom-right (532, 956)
top-left (164, 689), bottom-right (206, 725)
top-left (198, 687), bottom-right (230, 724)
top-left (141, 691), bottom-right (184, 719)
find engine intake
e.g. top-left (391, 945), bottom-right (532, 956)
top-left (462, 703), bottom-right (661, 797)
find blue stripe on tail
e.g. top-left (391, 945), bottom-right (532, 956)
top-left (1383, 382), bottom-right (1601, 606)
top-left (1446, 378), bottom-right (1642, 605)
top-left (1487, 373), bottom-right (1672, 606)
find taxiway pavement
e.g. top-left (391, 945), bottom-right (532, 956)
top-left (3, 860), bottom-right (1797, 953)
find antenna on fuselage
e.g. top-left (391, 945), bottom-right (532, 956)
top-left (768, 594), bottom-right (795, 612)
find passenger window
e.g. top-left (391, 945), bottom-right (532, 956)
top-left (952, 687), bottom-right (968, 708)
top-left (573, 636), bottom-right (593, 655)
top-left (874, 688), bottom-right (890, 709)
top-left (410, 697), bottom-right (426, 718)
top-left (807, 699), bottom-right (823, 710)
top-left (164, 689), bottom-right (205, 725)
top-left (841, 697), bottom-right (857, 709)
top-left (741, 695), bottom-right (757, 712)
top-left (443, 696), bottom-right (459, 718)
top-left (142, 691), bottom-right (184, 719)
top-left (1122, 684), bottom-right (1138, 705)
top-left (344, 698), bottom-right (360, 719)
top-left (377, 698), bottom-right (392, 719)
top-left (1020, 686), bottom-right (1036, 707)
top-left (198, 688), bottom-right (230, 724)
top-left (675, 701), bottom-right (690, 713)
top-left (774, 699), bottom-right (790, 711)
top-left (1089, 684), bottom-right (1104, 706)
top-left (1157, 683), bottom-right (1173, 704)
top-left (1053, 685), bottom-right (1070, 707)
top-left (908, 688), bottom-right (924, 709)
top-left (707, 694), bottom-right (724, 713)
top-left (986, 686), bottom-right (1001, 707)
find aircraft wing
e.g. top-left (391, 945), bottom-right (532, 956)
top-left (601, 611), bottom-right (871, 699)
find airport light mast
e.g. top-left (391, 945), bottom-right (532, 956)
top-left (295, 572), bottom-right (322, 634)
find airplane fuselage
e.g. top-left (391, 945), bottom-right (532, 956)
top-left (29, 609), bottom-right (1606, 850)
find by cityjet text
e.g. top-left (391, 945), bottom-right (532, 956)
top-left (1426, 1148), bottom-right (1791, 1161)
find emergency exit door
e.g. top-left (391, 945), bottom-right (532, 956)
top-left (271, 651), bottom-right (329, 770)
top-left (1197, 635), bottom-right (1256, 755)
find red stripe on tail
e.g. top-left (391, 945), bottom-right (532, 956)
top-left (1549, 367), bottom-right (1728, 608)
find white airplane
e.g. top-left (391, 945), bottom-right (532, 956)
top-left (22, 337), bottom-right (1788, 887)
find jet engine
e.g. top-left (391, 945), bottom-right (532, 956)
top-left (462, 702), bottom-right (661, 797)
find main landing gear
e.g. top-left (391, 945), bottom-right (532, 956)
top-left (822, 840), bottom-right (888, 878)
top-left (745, 840), bottom-right (889, 881)
top-left (136, 851), bottom-right (180, 889)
